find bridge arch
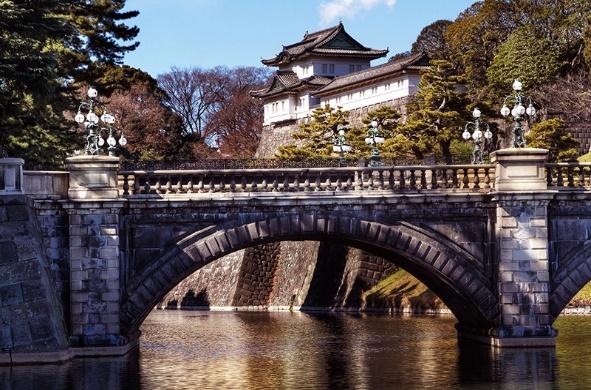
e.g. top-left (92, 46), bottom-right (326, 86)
top-left (120, 211), bottom-right (499, 338)
top-left (550, 242), bottom-right (591, 318)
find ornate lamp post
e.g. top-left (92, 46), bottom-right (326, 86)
top-left (332, 124), bottom-right (352, 166)
top-left (500, 79), bottom-right (536, 148)
top-left (75, 87), bottom-right (127, 156)
top-left (462, 107), bottom-right (493, 164)
top-left (365, 118), bottom-right (385, 167)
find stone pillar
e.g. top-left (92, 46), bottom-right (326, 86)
top-left (490, 148), bottom-right (556, 347)
top-left (65, 156), bottom-right (126, 347)
top-left (0, 157), bottom-right (24, 193)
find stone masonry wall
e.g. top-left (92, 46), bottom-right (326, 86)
top-left (0, 195), bottom-right (68, 353)
top-left (232, 243), bottom-right (281, 307)
top-left (159, 250), bottom-right (245, 309)
top-left (495, 195), bottom-right (553, 337)
top-left (67, 201), bottom-right (125, 347)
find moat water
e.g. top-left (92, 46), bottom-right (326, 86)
top-left (2, 311), bottom-right (591, 389)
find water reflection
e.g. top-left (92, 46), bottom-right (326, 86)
top-left (1, 312), bottom-right (591, 389)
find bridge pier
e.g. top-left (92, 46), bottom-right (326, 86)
top-left (65, 156), bottom-right (127, 347)
top-left (459, 149), bottom-right (557, 347)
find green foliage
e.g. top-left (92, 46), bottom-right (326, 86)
top-left (396, 60), bottom-right (467, 163)
top-left (487, 27), bottom-right (560, 96)
top-left (525, 119), bottom-right (578, 162)
top-left (578, 152), bottom-right (591, 163)
top-left (0, 0), bottom-right (140, 166)
top-left (355, 106), bottom-right (404, 159)
top-left (277, 105), bottom-right (349, 159)
top-left (411, 20), bottom-right (452, 60)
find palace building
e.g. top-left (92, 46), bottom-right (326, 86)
top-left (251, 22), bottom-right (429, 157)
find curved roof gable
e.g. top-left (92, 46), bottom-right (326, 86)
top-left (262, 22), bottom-right (388, 66)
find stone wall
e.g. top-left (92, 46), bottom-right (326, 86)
top-left (0, 195), bottom-right (68, 353)
top-left (159, 250), bottom-right (245, 309)
top-left (255, 98), bottom-right (409, 159)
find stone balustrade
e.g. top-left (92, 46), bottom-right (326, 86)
top-left (23, 171), bottom-right (69, 199)
top-left (118, 164), bottom-right (496, 197)
top-left (546, 163), bottom-right (591, 189)
top-left (0, 158), bottom-right (24, 194)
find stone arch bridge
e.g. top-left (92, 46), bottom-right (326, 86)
top-left (3, 148), bottom-right (591, 362)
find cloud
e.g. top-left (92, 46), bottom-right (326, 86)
top-left (318, 0), bottom-right (397, 26)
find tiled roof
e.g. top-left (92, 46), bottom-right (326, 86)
top-left (250, 72), bottom-right (332, 98)
top-left (262, 22), bottom-right (388, 66)
top-left (315, 52), bottom-right (429, 95)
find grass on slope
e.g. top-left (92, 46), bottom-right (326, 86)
top-left (362, 269), bottom-right (446, 312)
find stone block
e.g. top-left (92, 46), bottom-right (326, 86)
top-left (0, 284), bottom-right (23, 306)
top-left (512, 250), bottom-right (537, 261)
top-left (530, 218), bottom-right (547, 227)
top-left (83, 323), bottom-right (106, 336)
top-left (0, 241), bottom-right (18, 264)
top-left (7, 205), bottom-right (29, 221)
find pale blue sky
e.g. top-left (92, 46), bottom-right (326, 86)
top-left (124, 0), bottom-right (475, 77)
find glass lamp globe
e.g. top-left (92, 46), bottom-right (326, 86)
top-left (484, 129), bottom-right (493, 140)
top-left (333, 145), bottom-right (341, 153)
top-left (365, 137), bottom-right (372, 144)
top-left (371, 119), bottom-right (378, 128)
top-left (526, 104), bottom-right (536, 116)
top-left (342, 144), bottom-right (351, 152)
top-left (119, 134), bottom-right (127, 146)
top-left (516, 104), bottom-right (526, 115)
top-left (472, 108), bottom-right (481, 118)
top-left (473, 130), bottom-right (482, 141)
top-left (338, 129), bottom-right (345, 136)
top-left (375, 136), bottom-right (385, 144)
top-left (75, 112), bottom-right (85, 123)
top-left (511, 106), bottom-right (519, 117)
top-left (87, 112), bottom-right (99, 123)
top-left (501, 105), bottom-right (511, 117)
top-left (87, 87), bottom-right (98, 98)
top-left (98, 137), bottom-right (105, 146)
top-left (107, 136), bottom-right (117, 147)
top-left (462, 130), bottom-right (471, 140)
top-left (512, 79), bottom-right (523, 91)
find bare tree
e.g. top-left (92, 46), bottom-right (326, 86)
top-left (157, 67), bottom-right (226, 139)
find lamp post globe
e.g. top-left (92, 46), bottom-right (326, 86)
top-left (501, 79), bottom-right (536, 148)
top-left (463, 107), bottom-right (493, 165)
top-left (75, 87), bottom-right (128, 156)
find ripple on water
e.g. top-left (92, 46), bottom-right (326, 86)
top-left (1, 312), bottom-right (591, 389)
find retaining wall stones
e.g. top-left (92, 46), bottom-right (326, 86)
top-left (0, 195), bottom-right (69, 353)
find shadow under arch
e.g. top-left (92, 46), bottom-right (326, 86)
top-left (121, 211), bottom-right (499, 339)
top-left (550, 241), bottom-right (591, 319)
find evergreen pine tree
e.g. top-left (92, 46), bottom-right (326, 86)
top-left (525, 119), bottom-right (578, 162)
top-left (396, 60), bottom-right (467, 164)
top-left (277, 105), bottom-right (349, 159)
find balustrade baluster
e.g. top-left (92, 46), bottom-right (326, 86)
top-left (367, 171), bottom-right (374, 190)
top-left (294, 176), bottom-right (300, 192)
top-left (283, 175), bottom-right (289, 192)
top-left (261, 178), bottom-right (268, 192)
top-left (314, 175), bottom-right (321, 191)
top-left (219, 175), bottom-right (226, 192)
top-left (462, 169), bottom-right (469, 189)
top-left (272, 176), bottom-right (279, 192)
top-left (346, 176), bottom-right (353, 191)
top-left (208, 176), bottom-right (214, 192)
top-left (450, 168), bottom-right (458, 189)
top-left (165, 176), bottom-right (172, 194)
top-left (143, 176), bottom-right (151, 194)
top-left (155, 179), bottom-right (162, 194)
top-left (409, 169), bottom-right (416, 190)
top-left (431, 168), bottom-right (438, 190)
top-left (386, 169), bottom-right (394, 190)
top-left (197, 177), bottom-right (204, 193)
top-left (229, 176), bottom-right (236, 192)
top-left (336, 177), bottom-right (342, 191)
top-left (241, 176), bottom-right (247, 192)
top-left (378, 170), bottom-right (385, 190)
top-left (546, 166), bottom-right (553, 187)
top-left (176, 177), bottom-right (182, 193)
top-left (420, 169), bottom-right (427, 190)
top-left (578, 166), bottom-right (585, 188)
top-left (122, 174), bottom-right (130, 195)
top-left (399, 169), bottom-right (406, 190)
top-left (304, 177), bottom-right (311, 191)
top-left (325, 176), bottom-right (331, 191)
top-left (355, 171), bottom-right (362, 191)
top-left (473, 168), bottom-right (480, 190)
top-left (557, 167), bottom-right (564, 187)
top-left (567, 166), bottom-right (575, 187)
top-left (251, 177), bottom-right (258, 192)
